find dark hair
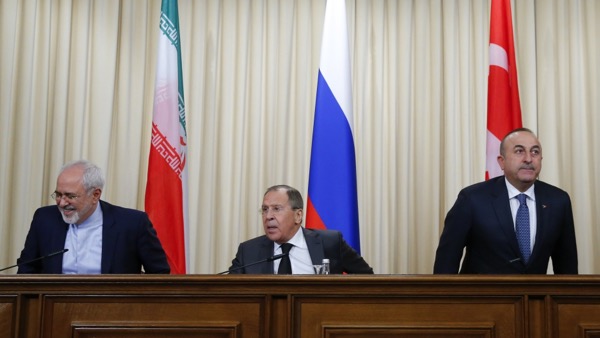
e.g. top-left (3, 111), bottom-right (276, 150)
top-left (499, 127), bottom-right (536, 156)
top-left (264, 185), bottom-right (304, 209)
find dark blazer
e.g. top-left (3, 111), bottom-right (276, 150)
top-left (433, 176), bottom-right (578, 274)
top-left (17, 200), bottom-right (170, 274)
top-left (228, 228), bottom-right (373, 274)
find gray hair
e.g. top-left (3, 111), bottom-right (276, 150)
top-left (60, 160), bottom-right (105, 192)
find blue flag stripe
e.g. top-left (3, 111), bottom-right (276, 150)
top-left (308, 71), bottom-right (360, 252)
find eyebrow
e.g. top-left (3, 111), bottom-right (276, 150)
top-left (513, 144), bottom-right (540, 150)
top-left (54, 190), bottom-right (78, 194)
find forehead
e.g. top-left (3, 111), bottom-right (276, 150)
top-left (56, 166), bottom-right (84, 188)
top-left (505, 131), bottom-right (541, 149)
top-left (263, 189), bottom-right (289, 205)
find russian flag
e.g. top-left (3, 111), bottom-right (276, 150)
top-left (485, 0), bottom-right (522, 180)
top-left (306, 0), bottom-right (360, 253)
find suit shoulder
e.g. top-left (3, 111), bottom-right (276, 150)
top-left (535, 180), bottom-right (572, 205)
top-left (304, 228), bottom-right (340, 235)
top-left (34, 205), bottom-right (61, 215)
top-left (32, 205), bottom-right (64, 222)
top-left (30, 205), bottom-right (64, 228)
top-left (535, 180), bottom-right (570, 195)
top-left (457, 176), bottom-right (501, 195)
top-left (100, 201), bottom-right (147, 218)
top-left (238, 235), bottom-right (270, 247)
top-left (303, 228), bottom-right (342, 240)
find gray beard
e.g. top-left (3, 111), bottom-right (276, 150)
top-left (61, 210), bottom-right (80, 224)
top-left (60, 203), bottom-right (92, 224)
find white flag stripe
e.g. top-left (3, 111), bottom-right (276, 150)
top-left (319, 0), bottom-right (353, 126)
top-left (486, 131), bottom-right (503, 179)
top-left (489, 43), bottom-right (508, 72)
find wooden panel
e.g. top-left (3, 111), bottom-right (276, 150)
top-left (551, 296), bottom-right (600, 338)
top-left (527, 296), bottom-right (546, 338)
top-left (0, 296), bottom-right (16, 338)
top-left (71, 321), bottom-right (240, 338)
top-left (16, 294), bottom-right (41, 338)
top-left (323, 326), bottom-right (493, 338)
top-left (41, 295), bottom-right (264, 338)
top-left (268, 295), bottom-right (289, 338)
top-left (2, 275), bottom-right (600, 338)
top-left (294, 296), bottom-right (523, 338)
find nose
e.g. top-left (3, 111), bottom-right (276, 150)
top-left (57, 197), bottom-right (70, 207)
top-left (263, 211), bottom-right (276, 220)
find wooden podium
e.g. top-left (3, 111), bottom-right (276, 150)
top-left (1, 275), bottom-right (600, 337)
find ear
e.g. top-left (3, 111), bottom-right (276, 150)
top-left (92, 188), bottom-right (103, 202)
top-left (496, 155), bottom-right (505, 170)
top-left (295, 209), bottom-right (303, 224)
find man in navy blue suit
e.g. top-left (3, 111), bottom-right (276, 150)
top-left (228, 185), bottom-right (373, 274)
top-left (17, 160), bottom-right (170, 274)
top-left (434, 128), bottom-right (578, 274)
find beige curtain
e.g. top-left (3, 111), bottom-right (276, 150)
top-left (1, 0), bottom-right (598, 274)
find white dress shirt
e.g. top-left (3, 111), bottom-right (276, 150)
top-left (273, 228), bottom-right (315, 274)
top-left (62, 203), bottom-right (103, 274)
top-left (505, 179), bottom-right (537, 252)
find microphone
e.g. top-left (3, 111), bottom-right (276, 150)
top-left (0, 248), bottom-right (69, 273)
top-left (218, 253), bottom-right (287, 275)
top-left (508, 257), bottom-right (521, 263)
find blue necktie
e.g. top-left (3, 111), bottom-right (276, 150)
top-left (515, 194), bottom-right (531, 263)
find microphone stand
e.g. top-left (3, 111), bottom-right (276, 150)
top-left (218, 253), bottom-right (286, 275)
top-left (0, 248), bottom-right (69, 273)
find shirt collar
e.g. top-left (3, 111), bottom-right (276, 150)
top-left (504, 178), bottom-right (536, 201)
top-left (275, 226), bottom-right (307, 250)
top-left (74, 202), bottom-right (103, 228)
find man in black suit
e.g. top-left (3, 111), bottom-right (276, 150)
top-left (434, 128), bottom-right (578, 274)
top-left (17, 160), bottom-right (170, 274)
top-left (228, 185), bottom-right (373, 274)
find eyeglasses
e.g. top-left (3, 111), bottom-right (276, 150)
top-left (259, 205), bottom-right (300, 215)
top-left (51, 192), bottom-right (82, 202)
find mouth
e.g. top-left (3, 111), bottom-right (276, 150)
top-left (61, 206), bottom-right (76, 216)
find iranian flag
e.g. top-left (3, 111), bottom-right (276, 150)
top-left (486, 0), bottom-right (522, 180)
top-left (145, 0), bottom-right (188, 274)
top-left (306, 0), bottom-right (361, 253)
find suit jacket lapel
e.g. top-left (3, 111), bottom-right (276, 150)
top-left (50, 217), bottom-right (69, 273)
top-left (258, 237), bottom-right (276, 274)
top-left (531, 182), bottom-right (547, 262)
top-left (491, 178), bottom-right (522, 260)
top-left (303, 228), bottom-right (325, 265)
top-left (100, 201), bottom-right (116, 273)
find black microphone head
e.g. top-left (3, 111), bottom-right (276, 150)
top-left (267, 253), bottom-right (286, 262)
